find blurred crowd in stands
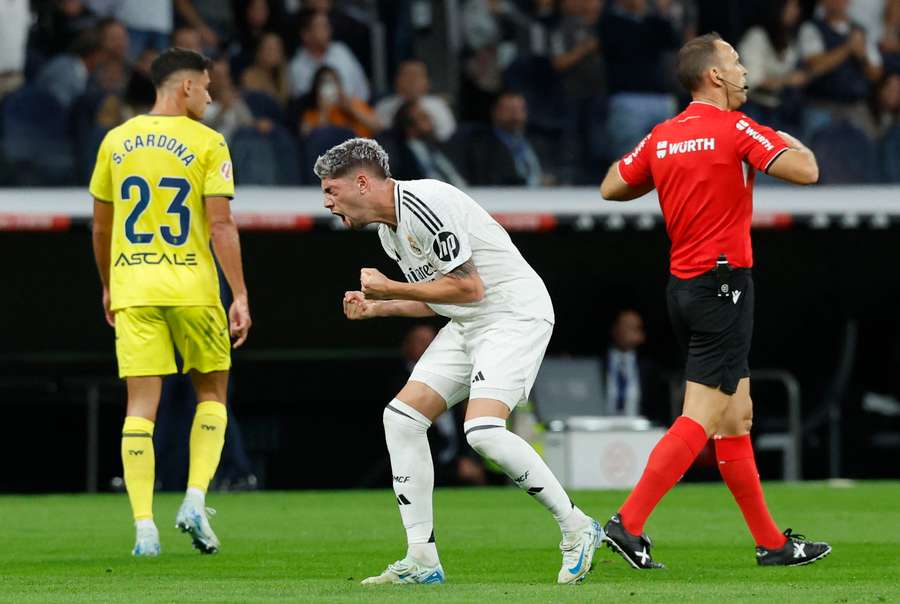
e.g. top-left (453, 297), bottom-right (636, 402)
top-left (3, 0), bottom-right (900, 187)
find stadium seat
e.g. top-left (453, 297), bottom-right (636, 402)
top-left (531, 357), bottom-right (607, 425)
top-left (231, 124), bottom-right (302, 185)
top-left (809, 120), bottom-right (877, 184)
top-left (1, 85), bottom-right (75, 185)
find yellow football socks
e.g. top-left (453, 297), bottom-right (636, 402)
top-left (121, 416), bottom-right (155, 521)
top-left (187, 401), bottom-right (228, 493)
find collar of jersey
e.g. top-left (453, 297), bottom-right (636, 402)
top-left (684, 101), bottom-right (729, 117)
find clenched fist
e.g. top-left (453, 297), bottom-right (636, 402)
top-left (343, 291), bottom-right (378, 320)
top-left (360, 268), bottom-right (395, 300)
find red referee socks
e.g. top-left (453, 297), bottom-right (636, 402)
top-left (715, 434), bottom-right (787, 550)
top-left (619, 416), bottom-right (708, 536)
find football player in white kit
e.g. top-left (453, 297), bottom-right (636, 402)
top-left (314, 138), bottom-right (603, 586)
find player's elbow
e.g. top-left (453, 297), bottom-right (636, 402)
top-left (209, 214), bottom-right (238, 238)
top-left (460, 275), bottom-right (485, 303)
top-left (789, 160), bottom-right (819, 185)
top-left (800, 161), bottom-right (819, 185)
top-left (601, 180), bottom-right (625, 201)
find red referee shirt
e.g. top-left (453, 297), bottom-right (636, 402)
top-left (617, 101), bottom-right (789, 279)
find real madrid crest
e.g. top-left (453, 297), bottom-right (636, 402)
top-left (407, 235), bottom-right (423, 256)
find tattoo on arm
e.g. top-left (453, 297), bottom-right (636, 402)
top-left (445, 259), bottom-right (477, 280)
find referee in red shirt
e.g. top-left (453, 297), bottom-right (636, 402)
top-left (599, 32), bottom-right (831, 569)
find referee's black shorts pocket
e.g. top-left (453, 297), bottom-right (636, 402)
top-left (666, 270), bottom-right (754, 395)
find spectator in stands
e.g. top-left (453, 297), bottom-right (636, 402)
top-left (299, 65), bottom-right (382, 138)
top-left (172, 26), bottom-right (203, 52)
top-left (174, 0), bottom-right (235, 53)
top-left (240, 32), bottom-right (292, 107)
top-left (467, 91), bottom-right (543, 186)
top-left (205, 57), bottom-right (256, 141)
top-left (600, 0), bottom-right (682, 159)
top-left (458, 0), bottom-right (532, 122)
top-left (737, 0), bottom-right (808, 129)
top-left (551, 0), bottom-right (605, 101)
top-left (231, 0), bottom-right (282, 76)
top-left (289, 10), bottom-right (370, 102)
top-left (550, 0), bottom-right (607, 182)
top-left (0, 0), bottom-right (29, 100)
top-left (116, 0), bottom-right (173, 59)
top-left (525, 0), bottom-right (561, 56)
top-left (875, 0), bottom-right (900, 72)
top-left (35, 29), bottom-right (104, 108)
top-left (374, 60), bottom-right (457, 142)
top-left (872, 72), bottom-right (900, 134)
top-left (602, 309), bottom-right (667, 424)
top-left (848, 0), bottom-right (895, 53)
top-left (461, 0), bottom-right (533, 62)
top-left (799, 0), bottom-right (884, 138)
top-left (378, 99), bottom-right (467, 186)
top-left (122, 48), bottom-right (158, 117)
top-left (93, 17), bottom-right (132, 94)
top-left (32, 0), bottom-right (100, 57)
top-left (302, 0), bottom-right (373, 78)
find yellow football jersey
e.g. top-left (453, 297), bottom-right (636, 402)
top-left (89, 115), bottom-right (234, 310)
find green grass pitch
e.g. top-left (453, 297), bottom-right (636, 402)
top-left (2, 482), bottom-right (898, 603)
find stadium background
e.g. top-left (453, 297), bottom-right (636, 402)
top-left (1, 0), bottom-right (899, 495)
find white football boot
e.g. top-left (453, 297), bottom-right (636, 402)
top-left (175, 495), bottom-right (220, 554)
top-left (557, 517), bottom-right (604, 584)
top-left (132, 521), bottom-right (161, 557)
top-left (361, 556), bottom-right (446, 585)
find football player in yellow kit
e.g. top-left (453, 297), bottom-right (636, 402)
top-left (89, 48), bottom-right (251, 557)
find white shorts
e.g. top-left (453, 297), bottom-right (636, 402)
top-left (409, 315), bottom-right (553, 410)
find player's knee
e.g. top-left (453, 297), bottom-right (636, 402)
top-left (742, 409), bottom-right (753, 433)
top-left (464, 417), bottom-right (507, 456)
top-left (383, 400), bottom-right (431, 435)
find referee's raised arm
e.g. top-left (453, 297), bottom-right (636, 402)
top-left (766, 129), bottom-right (819, 184)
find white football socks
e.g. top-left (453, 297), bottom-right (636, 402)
top-left (185, 486), bottom-right (205, 507)
top-left (382, 399), bottom-right (440, 567)
top-left (464, 416), bottom-right (588, 533)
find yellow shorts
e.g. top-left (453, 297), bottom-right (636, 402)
top-left (114, 306), bottom-right (231, 378)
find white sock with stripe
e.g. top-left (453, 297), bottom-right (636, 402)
top-left (382, 399), bottom-right (440, 567)
top-left (464, 416), bottom-right (589, 534)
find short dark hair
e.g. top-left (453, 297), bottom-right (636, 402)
top-left (492, 89), bottom-right (523, 109)
top-left (298, 9), bottom-right (324, 34)
top-left (676, 32), bottom-right (723, 92)
top-left (394, 99), bottom-right (419, 134)
top-left (69, 29), bottom-right (102, 58)
top-left (150, 48), bottom-right (211, 88)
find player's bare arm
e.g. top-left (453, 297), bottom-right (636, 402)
top-left (359, 259), bottom-right (485, 304)
top-left (91, 198), bottom-right (115, 327)
top-left (601, 162), bottom-right (656, 201)
top-left (342, 291), bottom-right (436, 320)
top-left (766, 131), bottom-right (819, 185)
top-left (206, 196), bottom-right (252, 348)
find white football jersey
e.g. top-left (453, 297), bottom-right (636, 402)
top-left (377, 179), bottom-right (554, 324)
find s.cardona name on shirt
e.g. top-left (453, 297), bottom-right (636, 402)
top-left (112, 133), bottom-right (196, 166)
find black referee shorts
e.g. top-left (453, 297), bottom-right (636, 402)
top-left (666, 268), bottom-right (754, 396)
